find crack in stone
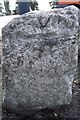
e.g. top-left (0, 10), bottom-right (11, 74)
top-left (39, 15), bottom-right (52, 29)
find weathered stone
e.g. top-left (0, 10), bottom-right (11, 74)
top-left (2, 6), bottom-right (79, 115)
top-left (78, 10), bottom-right (80, 56)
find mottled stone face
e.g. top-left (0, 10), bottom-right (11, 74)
top-left (2, 6), bottom-right (79, 115)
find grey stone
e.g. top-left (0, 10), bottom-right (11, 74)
top-left (2, 6), bottom-right (79, 115)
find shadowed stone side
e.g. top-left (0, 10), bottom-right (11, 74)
top-left (2, 6), bottom-right (79, 115)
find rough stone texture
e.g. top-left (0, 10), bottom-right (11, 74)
top-left (78, 9), bottom-right (80, 55)
top-left (2, 6), bottom-right (79, 115)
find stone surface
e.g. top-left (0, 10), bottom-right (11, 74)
top-left (2, 6), bottom-right (79, 115)
top-left (78, 10), bottom-right (80, 57)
